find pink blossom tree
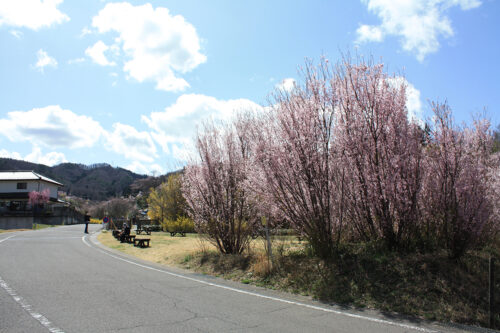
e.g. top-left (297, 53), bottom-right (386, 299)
top-left (28, 188), bottom-right (50, 208)
top-left (254, 56), bottom-right (426, 255)
top-left (422, 102), bottom-right (497, 258)
top-left (253, 58), bottom-right (347, 259)
top-left (334, 58), bottom-right (424, 249)
top-left (182, 54), bottom-right (500, 260)
top-left (29, 188), bottom-right (50, 227)
top-left (183, 115), bottom-right (261, 254)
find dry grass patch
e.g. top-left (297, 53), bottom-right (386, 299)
top-left (0, 229), bottom-right (29, 233)
top-left (0, 224), bottom-right (58, 233)
top-left (97, 231), bottom-right (217, 266)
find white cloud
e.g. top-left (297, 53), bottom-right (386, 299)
top-left (387, 76), bottom-right (423, 122)
top-left (150, 132), bottom-right (171, 154)
top-left (67, 57), bottom-right (85, 64)
top-left (142, 94), bottom-right (263, 152)
top-left (356, 0), bottom-right (482, 61)
top-left (275, 78), bottom-right (296, 92)
top-left (91, 2), bottom-right (206, 92)
top-left (171, 143), bottom-right (192, 162)
top-left (9, 29), bottom-right (23, 38)
top-left (80, 26), bottom-right (92, 37)
top-left (85, 40), bottom-right (116, 66)
top-left (125, 161), bottom-right (164, 176)
top-left (35, 49), bottom-right (57, 73)
top-left (25, 146), bottom-right (67, 166)
top-left (356, 25), bottom-right (383, 43)
top-left (0, 105), bottom-right (104, 149)
top-left (0, 149), bottom-right (22, 160)
top-left (0, 0), bottom-right (69, 30)
top-left (0, 146), bottom-right (67, 166)
top-left (104, 123), bottom-right (157, 162)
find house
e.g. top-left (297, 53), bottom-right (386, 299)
top-left (0, 170), bottom-right (83, 229)
top-left (0, 170), bottom-right (62, 205)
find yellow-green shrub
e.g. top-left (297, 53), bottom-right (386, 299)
top-left (161, 216), bottom-right (195, 233)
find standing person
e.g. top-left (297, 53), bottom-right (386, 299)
top-left (84, 214), bottom-right (90, 234)
top-left (132, 216), bottom-right (137, 232)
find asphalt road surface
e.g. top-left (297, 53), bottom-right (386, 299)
top-left (0, 225), bottom-right (477, 332)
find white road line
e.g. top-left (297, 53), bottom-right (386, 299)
top-left (82, 235), bottom-right (439, 333)
top-left (0, 276), bottom-right (65, 333)
top-left (0, 235), bottom-right (16, 243)
top-left (9, 237), bottom-right (83, 241)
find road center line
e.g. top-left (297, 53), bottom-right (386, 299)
top-left (82, 234), bottom-right (438, 333)
top-left (0, 275), bottom-right (65, 333)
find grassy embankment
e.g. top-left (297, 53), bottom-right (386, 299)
top-left (98, 231), bottom-right (500, 328)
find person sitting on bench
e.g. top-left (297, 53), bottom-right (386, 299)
top-left (119, 223), bottom-right (130, 242)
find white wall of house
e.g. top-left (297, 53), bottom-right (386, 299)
top-left (0, 181), bottom-right (59, 199)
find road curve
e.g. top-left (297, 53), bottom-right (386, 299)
top-left (0, 225), bottom-right (467, 332)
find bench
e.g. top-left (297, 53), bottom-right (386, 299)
top-left (134, 238), bottom-right (150, 248)
top-left (136, 228), bottom-right (151, 235)
top-left (169, 231), bottom-right (186, 237)
top-left (121, 235), bottom-right (136, 244)
top-left (112, 230), bottom-right (121, 239)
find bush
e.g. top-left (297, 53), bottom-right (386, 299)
top-left (162, 216), bottom-right (195, 233)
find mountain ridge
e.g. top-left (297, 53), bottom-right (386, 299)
top-left (0, 157), bottom-right (148, 201)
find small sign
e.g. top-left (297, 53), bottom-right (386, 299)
top-left (103, 216), bottom-right (109, 223)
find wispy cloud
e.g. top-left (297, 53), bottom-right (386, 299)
top-left (356, 0), bottom-right (482, 61)
top-left (67, 57), bottom-right (85, 65)
top-left (9, 30), bottom-right (23, 39)
top-left (34, 49), bottom-right (57, 73)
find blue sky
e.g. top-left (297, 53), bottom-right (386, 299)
top-left (0, 0), bottom-right (498, 175)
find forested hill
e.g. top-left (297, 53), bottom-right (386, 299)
top-left (0, 158), bottom-right (147, 201)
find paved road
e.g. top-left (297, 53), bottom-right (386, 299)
top-left (0, 225), bottom-right (472, 333)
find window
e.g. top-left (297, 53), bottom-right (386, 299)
top-left (17, 182), bottom-right (27, 189)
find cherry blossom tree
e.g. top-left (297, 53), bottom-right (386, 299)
top-left (253, 59), bottom-right (346, 259)
top-left (29, 188), bottom-right (50, 227)
top-left (183, 116), bottom-right (261, 254)
top-left (422, 103), bottom-right (497, 258)
top-left (254, 56), bottom-right (425, 255)
top-left (334, 58), bottom-right (424, 249)
top-left (182, 54), bottom-right (499, 260)
top-left (28, 188), bottom-right (50, 208)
